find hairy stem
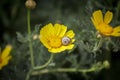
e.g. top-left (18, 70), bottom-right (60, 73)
top-left (31, 66), bottom-right (104, 75)
top-left (93, 37), bottom-right (103, 52)
top-left (34, 53), bottom-right (54, 70)
top-left (27, 9), bottom-right (35, 68)
top-left (25, 69), bottom-right (33, 80)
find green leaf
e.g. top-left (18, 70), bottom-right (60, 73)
top-left (16, 32), bottom-right (29, 43)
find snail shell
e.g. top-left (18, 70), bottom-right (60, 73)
top-left (62, 36), bottom-right (71, 45)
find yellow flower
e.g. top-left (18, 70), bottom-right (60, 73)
top-left (0, 45), bottom-right (12, 70)
top-left (91, 10), bottom-right (120, 36)
top-left (40, 23), bottom-right (75, 53)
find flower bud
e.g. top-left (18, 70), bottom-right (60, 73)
top-left (25, 0), bottom-right (36, 9)
top-left (96, 31), bottom-right (102, 38)
top-left (33, 34), bottom-right (39, 40)
top-left (103, 60), bottom-right (110, 69)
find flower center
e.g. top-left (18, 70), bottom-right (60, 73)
top-left (47, 36), bottom-right (62, 48)
top-left (98, 23), bottom-right (113, 35)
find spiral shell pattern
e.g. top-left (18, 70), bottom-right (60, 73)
top-left (62, 36), bottom-right (71, 46)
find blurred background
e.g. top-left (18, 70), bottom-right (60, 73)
top-left (0, 0), bottom-right (120, 80)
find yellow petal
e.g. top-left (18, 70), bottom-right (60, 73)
top-left (40, 23), bottom-right (54, 37)
top-left (72, 39), bottom-right (75, 43)
top-left (111, 32), bottom-right (120, 36)
top-left (48, 47), bottom-right (66, 53)
top-left (64, 44), bottom-right (74, 49)
top-left (65, 30), bottom-right (75, 38)
top-left (40, 23), bottom-right (55, 49)
top-left (1, 56), bottom-right (12, 66)
top-left (59, 25), bottom-right (67, 37)
top-left (104, 11), bottom-right (113, 24)
top-left (40, 36), bottom-right (51, 49)
top-left (91, 17), bottom-right (99, 30)
top-left (0, 64), bottom-right (3, 69)
top-left (113, 26), bottom-right (120, 32)
top-left (93, 10), bottom-right (103, 25)
top-left (111, 26), bottom-right (120, 36)
top-left (54, 23), bottom-right (62, 36)
top-left (2, 45), bottom-right (12, 59)
top-left (48, 44), bottom-right (74, 53)
top-left (0, 48), bottom-right (1, 55)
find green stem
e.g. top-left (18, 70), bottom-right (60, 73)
top-left (34, 53), bottom-right (54, 70)
top-left (93, 37), bottom-right (103, 52)
top-left (31, 66), bottom-right (104, 75)
top-left (25, 69), bottom-right (33, 80)
top-left (27, 9), bottom-right (35, 68)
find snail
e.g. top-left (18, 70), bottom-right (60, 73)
top-left (62, 36), bottom-right (71, 46)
